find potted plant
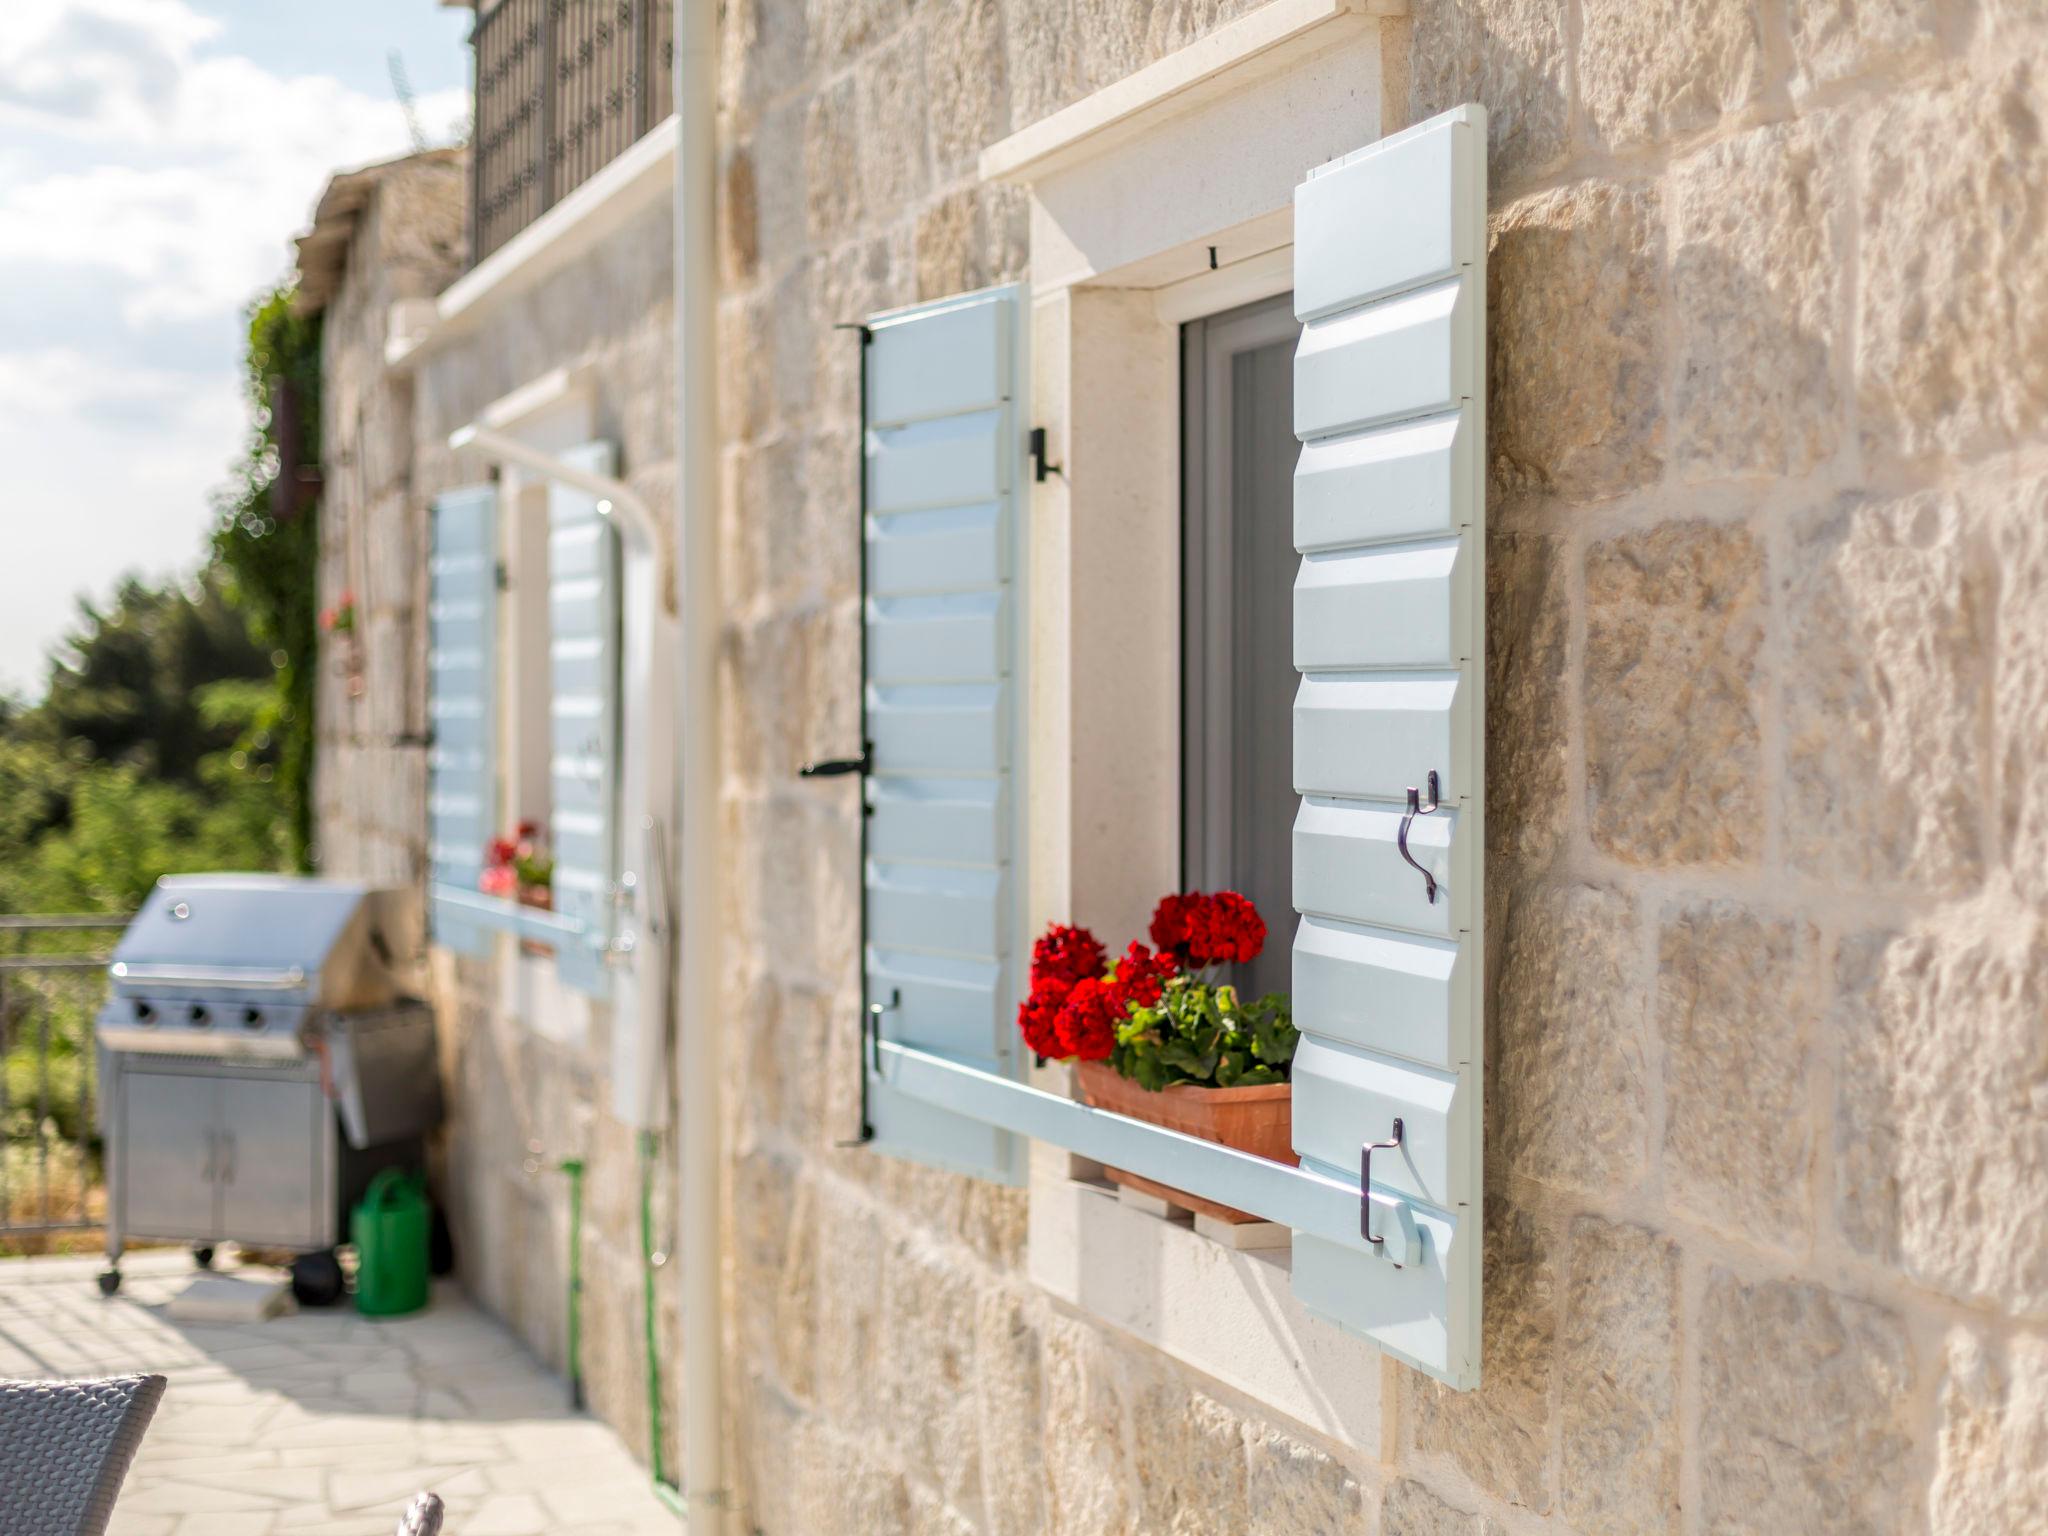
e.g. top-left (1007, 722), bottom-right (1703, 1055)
top-left (1017, 892), bottom-right (1298, 1224)
top-left (319, 591), bottom-right (364, 699)
top-left (481, 822), bottom-right (555, 956)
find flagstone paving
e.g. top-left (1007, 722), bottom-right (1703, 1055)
top-left (0, 1250), bottom-right (679, 1536)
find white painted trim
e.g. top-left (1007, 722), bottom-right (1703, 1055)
top-left (390, 116), bottom-right (679, 369)
top-left (980, 0), bottom-right (1392, 186)
top-left (1152, 244), bottom-right (1295, 324)
top-left (1029, 1166), bottom-right (1384, 1449)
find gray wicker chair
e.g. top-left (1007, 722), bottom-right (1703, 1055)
top-left (0, 1374), bottom-right (167, 1536)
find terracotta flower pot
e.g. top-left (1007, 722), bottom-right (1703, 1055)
top-left (1073, 1059), bottom-right (1295, 1225)
top-left (516, 884), bottom-right (554, 958)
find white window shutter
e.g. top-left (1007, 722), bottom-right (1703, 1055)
top-left (1288, 105), bottom-right (1487, 1388)
top-left (861, 284), bottom-right (1031, 1184)
top-left (428, 485), bottom-right (498, 957)
top-left (548, 441), bottom-right (622, 996)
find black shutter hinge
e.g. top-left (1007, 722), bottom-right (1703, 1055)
top-left (834, 322), bottom-right (874, 346)
top-left (798, 747), bottom-right (870, 779)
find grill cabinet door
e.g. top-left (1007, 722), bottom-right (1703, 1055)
top-left (1287, 105), bottom-right (1487, 1389)
top-left (118, 1070), bottom-right (220, 1241)
top-left (217, 1071), bottom-right (330, 1249)
top-left (861, 284), bottom-right (1030, 1184)
top-left (428, 484), bottom-right (499, 956)
top-left (548, 442), bottom-right (622, 996)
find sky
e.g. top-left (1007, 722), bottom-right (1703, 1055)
top-left (0, 0), bottom-right (473, 697)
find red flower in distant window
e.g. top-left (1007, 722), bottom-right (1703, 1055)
top-left (1108, 942), bottom-right (1175, 1013)
top-left (1016, 977), bottom-right (1071, 1059)
top-left (1149, 892), bottom-right (1202, 964)
top-left (1184, 891), bottom-right (1266, 966)
top-left (1054, 977), bottom-right (1119, 1062)
top-left (487, 837), bottom-right (519, 867)
top-left (1031, 923), bottom-right (1107, 989)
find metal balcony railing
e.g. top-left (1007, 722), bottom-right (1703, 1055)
top-left (469, 0), bottom-right (675, 265)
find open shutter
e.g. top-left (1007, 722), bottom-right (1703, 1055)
top-left (549, 441), bottom-right (622, 995)
top-left (861, 284), bottom-right (1031, 1184)
top-left (1287, 106), bottom-right (1486, 1386)
top-left (428, 485), bottom-right (498, 956)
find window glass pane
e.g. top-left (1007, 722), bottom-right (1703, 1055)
top-left (1182, 294), bottom-right (1300, 1002)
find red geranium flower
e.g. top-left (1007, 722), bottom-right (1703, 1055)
top-left (1149, 892), bottom-right (1201, 963)
top-left (487, 836), bottom-right (519, 866)
top-left (1054, 977), bottom-right (1119, 1062)
top-left (1031, 923), bottom-right (1107, 989)
top-left (1016, 976), bottom-right (1071, 1059)
top-left (1108, 941), bottom-right (1176, 1013)
top-left (1184, 891), bottom-right (1266, 966)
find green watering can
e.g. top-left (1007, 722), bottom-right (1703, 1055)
top-left (351, 1168), bottom-right (431, 1317)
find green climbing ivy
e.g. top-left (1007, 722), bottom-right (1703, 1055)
top-left (210, 284), bottom-right (322, 871)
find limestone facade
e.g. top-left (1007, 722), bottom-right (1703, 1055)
top-left (306, 1), bottom-right (2048, 1529)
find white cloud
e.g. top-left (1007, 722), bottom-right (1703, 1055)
top-left (0, 0), bottom-right (466, 690)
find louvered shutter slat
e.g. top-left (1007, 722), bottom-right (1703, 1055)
top-left (860, 285), bottom-right (1030, 1185)
top-left (549, 442), bottom-right (622, 996)
top-left (1287, 106), bottom-right (1487, 1389)
top-left (428, 485), bottom-right (498, 956)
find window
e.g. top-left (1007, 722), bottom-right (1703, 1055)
top-left (1180, 293), bottom-right (1301, 1002)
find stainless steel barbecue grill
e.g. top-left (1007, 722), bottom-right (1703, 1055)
top-left (94, 875), bottom-right (443, 1301)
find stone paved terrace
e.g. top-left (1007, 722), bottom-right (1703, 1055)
top-left (0, 1251), bottom-right (680, 1536)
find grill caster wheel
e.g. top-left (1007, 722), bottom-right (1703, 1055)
top-left (290, 1250), bottom-right (345, 1308)
top-left (192, 1245), bottom-right (216, 1271)
top-left (97, 1269), bottom-right (121, 1297)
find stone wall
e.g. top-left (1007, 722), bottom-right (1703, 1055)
top-left (310, 162), bottom-right (682, 1476)
top-left (313, 154), bottom-right (465, 883)
top-left (717, 2), bottom-right (2048, 1533)
top-left (410, 191), bottom-right (683, 1480)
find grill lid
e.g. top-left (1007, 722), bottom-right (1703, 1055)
top-left (108, 875), bottom-right (419, 1009)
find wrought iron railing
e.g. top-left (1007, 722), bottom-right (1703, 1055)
top-left (0, 916), bottom-right (125, 1248)
top-left (469, 0), bottom-right (676, 264)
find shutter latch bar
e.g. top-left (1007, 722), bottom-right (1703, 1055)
top-left (835, 990), bottom-right (897, 1148)
top-left (799, 749), bottom-right (870, 778)
top-left (1397, 771), bottom-right (1441, 903)
top-left (1361, 1117), bottom-right (1405, 1257)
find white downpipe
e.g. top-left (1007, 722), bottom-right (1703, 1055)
top-left (444, 424), bottom-right (677, 1132)
top-left (673, 0), bottom-right (727, 1532)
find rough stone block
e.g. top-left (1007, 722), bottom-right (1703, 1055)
top-left (878, 1237), bottom-right (983, 1512)
top-left (1699, 1270), bottom-right (1914, 1531)
top-left (1408, 1198), bottom-right (1556, 1511)
top-left (1659, 900), bottom-right (1815, 1242)
top-left (975, 1288), bottom-right (1047, 1536)
top-left (1131, 1377), bottom-right (1248, 1535)
top-left (1493, 884), bottom-right (1647, 1197)
top-left (1995, 478), bottom-right (2048, 907)
top-left (1671, 117), bottom-right (1846, 479)
top-left (1578, 0), bottom-right (1765, 151)
top-left (1382, 1478), bottom-right (1493, 1535)
top-left (1782, 490), bottom-right (1986, 894)
top-left (915, 185), bottom-right (1029, 302)
top-left (926, 0), bottom-right (1010, 176)
top-left (1834, 917), bottom-right (2048, 1316)
top-left (1787, 0), bottom-right (1940, 91)
top-left (1002, 0), bottom-right (1087, 128)
top-left (1489, 180), bottom-right (1664, 501)
top-left (1933, 1326), bottom-right (2048, 1534)
top-left (1858, 57), bottom-right (2048, 463)
top-left (1042, 1318), bottom-right (1136, 1536)
top-left (857, 27), bottom-right (933, 217)
top-left (1245, 1426), bottom-right (1373, 1530)
top-left (804, 76), bottom-right (862, 243)
top-left (1585, 520), bottom-right (1765, 867)
top-left (1485, 529), bottom-right (1570, 871)
top-left (1559, 1218), bottom-right (1680, 1536)
top-left (1408, 0), bottom-right (1569, 185)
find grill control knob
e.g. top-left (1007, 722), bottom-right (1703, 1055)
top-left (188, 1004), bottom-right (211, 1028)
top-left (241, 1007), bottom-right (263, 1030)
top-left (133, 1000), bottom-right (155, 1024)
